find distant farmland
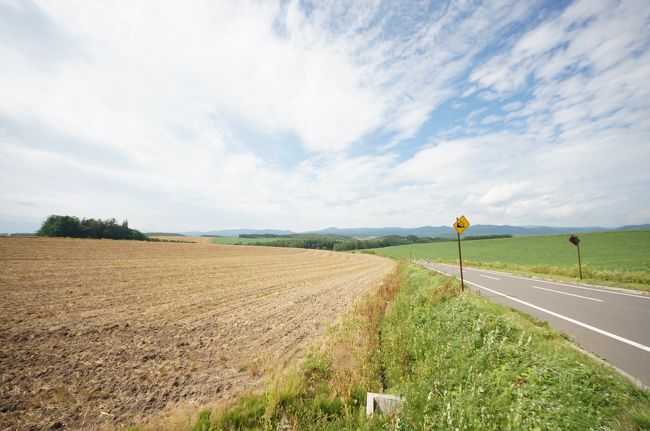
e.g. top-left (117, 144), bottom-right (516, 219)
top-left (369, 230), bottom-right (650, 290)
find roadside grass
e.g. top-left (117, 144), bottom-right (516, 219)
top-left (380, 265), bottom-right (649, 430)
top-left (370, 230), bottom-right (650, 291)
top-left (136, 263), bottom-right (649, 430)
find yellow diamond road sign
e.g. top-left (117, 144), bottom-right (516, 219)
top-left (454, 215), bottom-right (470, 235)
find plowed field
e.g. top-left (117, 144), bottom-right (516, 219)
top-left (0, 238), bottom-right (394, 430)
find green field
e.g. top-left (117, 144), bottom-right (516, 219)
top-left (369, 230), bottom-right (650, 290)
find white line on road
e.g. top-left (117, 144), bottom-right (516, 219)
top-left (424, 263), bottom-right (650, 352)
top-left (532, 285), bottom-right (603, 302)
top-left (533, 280), bottom-right (649, 299)
top-left (464, 267), bottom-right (513, 276)
top-left (434, 263), bottom-right (649, 299)
top-left (479, 274), bottom-right (501, 281)
top-left (461, 279), bottom-right (650, 353)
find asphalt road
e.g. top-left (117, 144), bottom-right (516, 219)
top-left (417, 261), bottom-right (650, 388)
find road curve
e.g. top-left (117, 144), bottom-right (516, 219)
top-left (416, 260), bottom-right (650, 388)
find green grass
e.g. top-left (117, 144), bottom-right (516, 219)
top-left (182, 263), bottom-right (648, 431)
top-left (370, 230), bottom-right (650, 290)
top-left (380, 265), bottom-right (649, 430)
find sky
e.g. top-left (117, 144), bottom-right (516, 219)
top-left (1, 0), bottom-right (649, 233)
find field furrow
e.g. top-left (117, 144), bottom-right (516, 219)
top-left (0, 238), bottom-right (394, 430)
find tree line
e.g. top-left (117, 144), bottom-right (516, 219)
top-left (333, 235), bottom-right (438, 251)
top-left (239, 233), bottom-right (294, 238)
top-left (251, 235), bottom-right (343, 250)
top-left (37, 215), bottom-right (148, 241)
top-left (246, 233), bottom-right (513, 252)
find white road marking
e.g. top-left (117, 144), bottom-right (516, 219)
top-left (423, 264), bottom-right (650, 352)
top-left (479, 274), bottom-right (500, 281)
top-left (464, 267), bottom-right (513, 276)
top-left (532, 279), bottom-right (649, 299)
top-left (434, 262), bottom-right (649, 300)
top-left (532, 285), bottom-right (603, 302)
top-left (458, 279), bottom-right (650, 353)
top-left (432, 267), bottom-right (455, 277)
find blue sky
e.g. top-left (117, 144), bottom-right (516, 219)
top-left (1, 0), bottom-right (649, 232)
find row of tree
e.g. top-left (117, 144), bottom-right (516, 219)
top-left (239, 233), bottom-right (294, 238)
top-left (332, 235), bottom-right (439, 251)
top-left (252, 235), bottom-right (343, 250)
top-left (37, 215), bottom-right (148, 241)
top-left (252, 233), bottom-right (514, 251)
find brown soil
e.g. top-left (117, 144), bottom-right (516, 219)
top-left (150, 236), bottom-right (213, 244)
top-left (0, 238), bottom-right (394, 430)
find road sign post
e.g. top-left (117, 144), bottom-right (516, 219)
top-left (457, 230), bottom-right (464, 291)
top-left (569, 235), bottom-right (582, 280)
top-left (453, 215), bottom-right (470, 291)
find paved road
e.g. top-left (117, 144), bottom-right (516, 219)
top-left (417, 261), bottom-right (650, 388)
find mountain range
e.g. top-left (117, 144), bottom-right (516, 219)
top-left (181, 224), bottom-right (650, 238)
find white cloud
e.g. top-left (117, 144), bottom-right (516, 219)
top-left (476, 182), bottom-right (531, 206)
top-left (503, 101), bottom-right (523, 112)
top-left (0, 0), bottom-right (648, 231)
top-left (481, 114), bottom-right (502, 124)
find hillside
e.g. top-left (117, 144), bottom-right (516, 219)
top-left (369, 230), bottom-right (650, 290)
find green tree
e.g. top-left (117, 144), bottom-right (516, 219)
top-left (37, 215), bottom-right (82, 237)
top-left (38, 215), bottom-right (148, 241)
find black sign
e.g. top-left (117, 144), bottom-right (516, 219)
top-left (569, 235), bottom-right (580, 246)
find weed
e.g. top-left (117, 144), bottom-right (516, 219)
top-left (614, 402), bottom-right (650, 430)
top-left (190, 264), bottom-right (649, 430)
top-left (191, 410), bottom-right (211, 431)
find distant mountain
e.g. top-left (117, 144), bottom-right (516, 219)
top-left (616, 224), bottom-right (650, 231)
top-left (461, 225), bottom-right (609, 236)
top-left (183, 228), bottom-right (295, 237)
top-left (182, 224), bottom-right (649, 238)
top-left (310, 224), bottom-right (645, 238)
top-left (312, 226), bottom-right (455, 237)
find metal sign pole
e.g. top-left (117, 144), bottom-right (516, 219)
top-left (453, 215), bottom-right (469, 292)
top-left (457, 230), bottom-right (464, 292)
top-left (569, 235), bottom-right (582, 281)
top-left (577, 243), bottom-right (582, 280)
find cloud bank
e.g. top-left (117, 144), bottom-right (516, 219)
top-left (1, 0), bottom-right (648, 232)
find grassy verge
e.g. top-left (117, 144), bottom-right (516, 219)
top-left (370, 231), bottom-right (650, 292)
top-left (157, 263), bottom-right (648, 430)
top-left (381, 265), bottom-right (649, 430)
top-left (426, 258), bottom-right (650, 292)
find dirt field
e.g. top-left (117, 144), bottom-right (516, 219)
top-left (0, 238), bottom-right (394, 430)
top-left (150, 236), bottom-right (214, 244)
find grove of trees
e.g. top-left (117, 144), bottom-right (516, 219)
top-left (37, 215), bottom-right (148, 241)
